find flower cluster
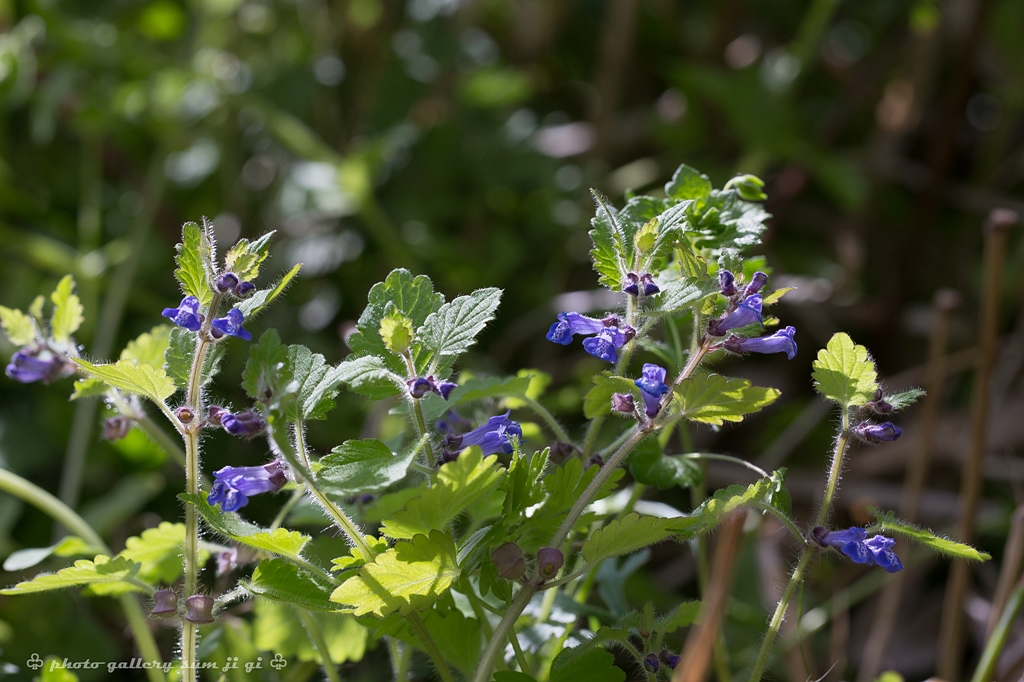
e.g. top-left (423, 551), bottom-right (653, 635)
top-left (162, 296), bottom-right (251, 341)
top-left (546, 312), bottom-right (635, 364)
top-left (811, 526), bottom-right (903, 573)
top-left (710, 271), bottom-right (799, 360)
top-left (441, 411), bottom-right (522, 462)
top-left (215, 272), bottom-right (255, 297)
top-left (207, 460), bottom-right (288, 512)
top-left (623, 271), bottom-right (659, 297)
top-left (408, 376), bottom-right (457, 400)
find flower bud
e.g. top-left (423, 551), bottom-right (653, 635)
top-left (151, 589), bottom-right (178, 617)
top-left (588, 454), bottom-right (605, 468)
top-left (184, 594), bottom-right (214, 624)
top-left (102, 416), bottom-right (133, 441)
top-left (623, 272), bottom-right (641, 296)
top-left (851, 421), bottom-right (902, 443)
top-left (611, 393), bottom-right (636, 415)
top-left (548, 441), bottom-right (578, 464)
top-left (536, 548), bottom-right (564, 580)
top-left (744, 271), bottom-right (768, 296)
top-left (644, 654), bottom-right (660, 672)
top-left (216, 272), bottom-right (239, 293)
top-left (659, 650), bottom-right (681, 669)
top-left (176, 406), bottom-right (195, 424)
top-left (601, 314), bottom-right (622, 328)
top-left (491, 542), bottom-right (527, 580)
top-left (407, 377), bottom-right (433, 399)
top-left (718, 270), bottom-right (737, 297)
top-left (234, 281), bottom-right (256, 297)
top-left (639, 273), bottom-right (659, 296)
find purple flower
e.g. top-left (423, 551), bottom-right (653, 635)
top-left (216, 272), bottom-right (239, 293)
top-left (162, 296), bottom-right (203, 332)
top-left (635, 363), bottom-right (669, 417)
top-left (582, 326), bottom-right (629, 363)
top-left (624, 272), bottom-right (659, 296)
top-left (852, 421), bottom-right (902, 443)
top-left (812, 526), bottom-right (903, 573)
top-left (611, 393), bottom-right (636, 415)
top-left (724, 326), bottom-right (798, 360)
top-left (659, 651), bottom-right (681, 670)
top-left (546, 312), bottom-right (606, 345)
top-left (640, 273), bottom-right (660, 296)
top-left (407, 376), bottom-right (458, 400)
top-left (644, 654), bottom-right (660, 673)
top-left (207, 461), bottom-right (287, 512)
top-left (707, 294), bottom-right (763, 337)
top-left (235, 281), bottom-right (256, 297)
top-left (221, 409), bottom-right (266, 438)
top-left (536, 547), bottom-right (564, 580)
top-left (5, 348), bottom-right (67, 384)
top-left (211, 308), bottom-right (252, 341)
top-left (744, 271), bottom-right (768, 296)
top-left (718, 270), bottom-right (737, 297)
top-left (444, 411), bottom-right (522, 458)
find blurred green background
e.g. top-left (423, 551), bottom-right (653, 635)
top-left (1, 0), bottom-right (1023, 679)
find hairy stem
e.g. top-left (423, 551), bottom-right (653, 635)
top-left (297, 608), bottom-right (342, 682)
top-left (472, 582), bottom-right (539, 682)
top-left (408, 612), bottom-right (456, 682)
top-left (408, 397), bottom-right (438, 466)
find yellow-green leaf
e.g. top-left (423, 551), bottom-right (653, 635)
top-left (812, 332), bottom-right (878, 408)
top-left (0, 306), bottom-right (36, 345)
top-left (50, 275), bottom-right (84, 343)
top-left (672, 374), bottom-right (780, 425)
top-left (0, 555), bottom-right (142, 595)
top-left (582, 513), bottom-right (680, 564)
top-left (379, 307), bottom-right (414, 354)
top-left (175, 222), bottom-right (214, 305)
top-left (118, 521), bottom-right (209, 583)
top-left (181, 493), bottom-right (310, 561)
top-left (74, 359), bottom-right (177, 405)
top-left (120, 325), bottom-right (172, 368)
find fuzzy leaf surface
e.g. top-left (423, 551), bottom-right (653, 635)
top-left (0, 306), bottom-right (36, 345)
top-left (49, 275), bottom-right (84, 343)
top-left (869, 508), bottom-right (991, 561)
top-left (316, 439), bottom-right (416, 497)
top-left (812, 332), bottom-right (878, 408)
top-left (181, 493), bottom-right (309, 561)
top-left (74, 359), bottom-right (176, 404)
top-left (174, 222), bottom-right (214, 305)
top-left (246, 558), bottom-right (340, 611)
top-left (672, 374), bottom-right (780, 425)
top-left (0, 555), bottom-right (142, 595)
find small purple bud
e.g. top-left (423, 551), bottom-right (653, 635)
top-left (207, 406), bottom-right (227, 426)
top-left (611, 393), bottom-right (636, 415)
top-left (441, 449), bottom-right (460, 464)
top-left (360, 493), bottom-right (374, 504)
top-left (744, 271), bottom-right (769, 296)
top-left (102, 416), bottom-right (133, 441)
top-left (435, 380), bottom-right (457, 400)
top-left (620, 324), bottom-right (637, 343)
top-left (536, 548), bottom-right (564, 580)
top-left (221, 409), bottom-right (266, 439)
top-left (407, 377), bottom-right (433, 399)
top-left (491, 542), bottom-right (526, 580)
top-left (718, 270), bottom-right (737, 297)
top-left (151, 589), bottom-right (178, 617)
top-left (871, 400), bottom-right (892, 414)
top-left (644, 654), bottom-right (660, 672)
top-left (588, 454), bottom-right (604, 468)
top-left (601, 314), bottom-right (622, 328)
top-left (184, 595), bottom-right (214, 624)
top-left (623, 272), bottom-right (641, 296)
top-left (176, 406), bottom-right (195, 424)
top-left (659, 650), bottom-right (681, 669)
top-left (852, 421), bottom-right (902, 443)
top-left (639, 273), bottom-right (659, 296)
top-left (215, 272), bottom-right (239, 293)
top-left (234, 281), bottom-right (256, 298)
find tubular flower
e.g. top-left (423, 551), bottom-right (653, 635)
top-left (707, 295), bottom-right (763, 337)
top-left (211, 308), bottom-right (252, 341)
top-left (852, 421), bottom-right (902, 443)
top-left (812, 526), bottom-right (903, 573)
top-left (220, 409), bottom-right (266, 438)
top-left (442, 411), bottom-right (522, 460)
top-left (207, 461), bottom-right (287, 512)
top-left (639, 273), bottom-right (660, 296)
top-left (407, 376), bottom-right (457, 400)
top-left (634, 363), bottom-right (670, 417)
top-left (718, 270), bottom-right (737, 297)
top-left (724, 326), bottom-right (798, 360)
top-left (546, 312), bottom-right (606, 345)
top-left (582, 326), bottom-right (630, 363)
top-left (162, 296), bottom-right (203, 332)
top-left (744, 271), bottom-right (769, 296)
top-left (5, 348), bottom-right (68, 384)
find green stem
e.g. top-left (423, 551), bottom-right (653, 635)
top-left (682, 452), bottom-right (769, 478)
top-left (0, 468), bottom-right (165, 682)
top-left (509, 625), bottom-right (530, 673)
top-left (388, 639), bottom-right (410, 682)
top-left (269, 487), bottom-right (305, 530)
top-left (408, 612), bottom-right (456, 682)
top-left (473, 583), bottom-right (539, 682)
top-left (297, 609), bottom-right (342, 682)
top-left (970, 583), bottom-right (1024, 682)
top-left (519, 395), bottom-right (571, 444)
top-left (408, 397), bottom-right (437, 467)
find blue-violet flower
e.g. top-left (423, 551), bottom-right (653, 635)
top-left (623, 272), bottom-right (641, 296)
top-left (812, 526), bottom-right (903, 573)
top-left (744, 271), bottom-right (768, 296)
top-left (162, 296), bottom-right (203, 332)
top-left (707, 294), bottom-right (763, 337)
top-left (5, 348), bottom-right (67, 384)
top-left (718, 270), bottom-right (737, 297)
top-left (407, 376), bottom-right (457, 400)
top-left (211, 308), bottom-right (252, 341)
top-left (640, 273), bottom-right (659, 296)
top-left (546, 312), bottom-right (606, 345)
top-left (207, 460), bottom-right (287, 512)
top-left (443, 411), bottom-right (522, 460)
top-left (221, 409), bottom-right (266, 438)
top-left (724, 326), bottom-right (798, 360)
top-left (635, 363), bottom-right (670, 417)
top-left (235, 281), bottom-right (256, 297)
top-left (582, 326), bottom-right (629, 363)
top-left (216, 272), bottom-right (239, 293)
top-left (852, 421), bottom-right (902, 443)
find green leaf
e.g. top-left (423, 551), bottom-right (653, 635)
top-left (672, 374), bottom-right (780, 425)
top-left (330, 536), bottom-right (391, 574)
top-left (761, 287), bottom-right (796, 306)
top-left (118, 521), bottom-right (209, 584)
top-left (0, 555), bottom-right (142, 595)
top-left (284, 344), bottom-right (353, 420)
top-left (253, 599), bottom-right (369, 664)
top-left (582, 512), bottom-right (681, 564)
top-left (164, 327), bottom-right (227, 390)
top-left (120, 325), bottom-right (171, 368)
top-left (224, 231), bottom-right (274, 282)
top-left (665, 164), bottom-right (712, 201)
top-left (0, 306), bottom-right (36, 345)
top-left (589, 190), bottom-right (625, 288)
top-left (627, 435), bottom-right (702, 490)
top-left (421, 606), bottom-right (484, 676)
top-left (812, 332), bottom-right (879, 408)
top-left (415, 287), bottom-right (502, 372)
top-left (884, 388), bottom-right (925, 412)
top-left (583, 372), bottom-right (639, 419)
top-left (550, 646), bottom-right (625, 682)
top-left (330, 530), bottom-right (460, 616)
top-left (174, 221), bottom-right (215, 305)
top-left (74, 358), bottom-right (177, 405)
top-left (682, 473), bottom-right (791, 536)
top-left (335, 355), bottom-right (403, 400)
top-left (40, 657), bottom-right (80, 682)
top-left (49, 275), bottom-right (84, 343)
top-left (349, 269), bottom-right (444, 373)
top-left (245, 558), bottom-right (340, 611)
top-left (633, 219), bottom-right (659, 255)
top-left (381, 449), bottom-right (507, 539)
top-left (380, 306), bottom-right (414, 355)
top-left (181, 493), bottom-right (310, 561)
top-left (647, 275), bottom-right (719, 317)
top-left (236, 262), bottom-right (302, 319)
top-left (316, 438), bottom-right (416, 497)
top-left (421, 374), bottom-right (533, 422)
top-left (71, 377), bottom-right (108, 400)
top-left (241, 329), bottom-right (293, 405)
top-left (502, 368), bottom-right (551, 409)
top-left (502, 448), bottom-right (548, 518)
top-left (658, 600), bottom-right (702, 633)
top-left (869, 509), bottom-right (991, 561)
top-left (2, 536), bottom-right (102, 572)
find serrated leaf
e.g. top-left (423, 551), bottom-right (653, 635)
top-left (2, 536), bottom-right (102, 572)
top-left (330, 536), bottom-right (391, 574)
top-left (869, 509), bottom-right (991, 561)
top-left (174, 222), bottom-right (214, 305)
top-left (502, 448), bottom-right (548, 518)
top-left (0, 555), bottom-right (142, 595)
top-left (164, 327), bottom-right (227, 390)
top-left (284, 345), bottom-right (351, 420)
top-left (120, 325), bottom-right (171, 368)
top-left (582, 512), bottom-right (680, 564)
top-left (665, 164), bottom-right (712, 201)
top-left (657, 600), bottom-right (702, 633)
top-left (0, 306), bottom-right (36, 345)
top-left (236, 263), bottom-right (302, 319)
top-left (330, 530), bottom-right (459, 616)
top-left (241, 329), bottom-right (292, 405)
top-left (681, 472), bottom-right (791, 536)
top-left (589, 190), bottom-right (625, 289)
top-left (245, 558), bottom-right (340, 611)
top-left (627, 435), bottom-right (702, 490)
top-left (675, 244), bottom-right (708, 280)
top-left (550, 646), bottom-right (625, 682)
top-left (647, 275), bottom-right (719, 317)
top-left (181, 493), bottom-right (310, 561)
top-left (380, 306), bottom-right (414, 354)
top-left (74, 359), bottom-right (176, 405)
top-left (335, 355), bottom-right (403, 400)
top-left (49, 275), bottom-right (84, 343)
top-left (415, 287), bottom-right (502, 372)
top-left (225, 231), bottom-right (274, 282)
top-left (761, 287), bottom-right (796, 306)
top-left (812, 332), bottom-right (878, 408)
top-left (118, 521), bottom-right (209, 584)
top-left (885, 388), bottom-right (925, 412)
top-left (633, 219), bottom-right (659, 254)
top-left (583, 372), bottom-right (640, 419)
top-left (316, 439), bottom-right (416, 497)
top-left (71, 377), bottom-right (108, 400)
top-left (672, 374), bottom-right (780, 425)
top-left (381, 449), bottom-right (507, 539)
